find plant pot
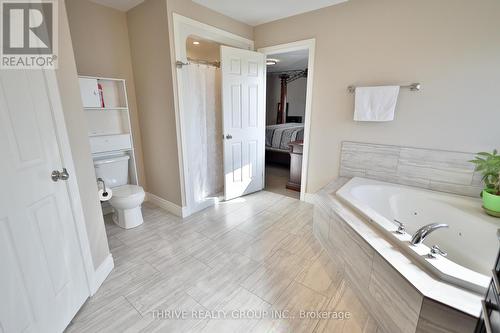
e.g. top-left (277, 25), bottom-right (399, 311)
top-left (483, 189), bottom-right (500, 217)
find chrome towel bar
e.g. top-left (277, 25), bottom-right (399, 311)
top-left (347, 83), bottom-right (421, 93)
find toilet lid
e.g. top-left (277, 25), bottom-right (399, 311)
top-left (112, 185), bottom-right (144, 199)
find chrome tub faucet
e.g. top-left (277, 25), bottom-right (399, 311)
top-left (410, 223), bottom-right (449, 246)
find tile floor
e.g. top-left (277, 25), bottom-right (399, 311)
top-left (265, 164), bottom-right (300, 199)
top-left (66, 191), bottom-right (381, 333)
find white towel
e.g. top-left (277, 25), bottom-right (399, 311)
top-left (354, 86), bottom-right (400, 121)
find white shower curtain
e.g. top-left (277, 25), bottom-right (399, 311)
top-left (183, 64), bottom-right (223, 205)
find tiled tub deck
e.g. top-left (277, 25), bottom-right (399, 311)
top-left (312, 178), bottom-right (479, 333)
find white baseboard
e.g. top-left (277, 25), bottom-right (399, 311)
top-left (182, 196), bottom-right (219, 218)
top-left (90, 253), bottom-right (114, 295)
top-left (146, 192), bottom-right (186, 217)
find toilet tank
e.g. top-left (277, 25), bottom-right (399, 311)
top-left (93, 155), bottom-right (130, 188)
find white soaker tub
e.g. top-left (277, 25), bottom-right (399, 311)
top-left (336, 177), bottom-right (499, 294)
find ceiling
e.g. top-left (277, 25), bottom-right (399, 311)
top-left (192, 0), bottom-right (348, 26)
top-left (88, 0), bottom-right (145, 11)
top-left (88, 0), bottom-right (347, 24)
top-left (186, 37), bottom-right (221, 62)
top-left (267, 49), bottom-right (309, 73)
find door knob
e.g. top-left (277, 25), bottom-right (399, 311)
top-left (226, 134), bottom-right (233, 139)
top-left (51, 168), bottom-right (70, 182)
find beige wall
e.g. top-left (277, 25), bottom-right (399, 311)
top-left (127, 0), bottom-right (182, 205)
top-left (57, 0), bottom-right (109, 269)
top-left (65, 0), bottom-right (146, 189)
top-left (254, 0), bottom-right (500, 193)
top-left (127, 0), bottom-right (252, 206)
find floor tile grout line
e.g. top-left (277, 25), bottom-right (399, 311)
top-left (238, 284), bottom-right (274, 308)
top-left (123, 294), bottom-right (146, 318)
top-left (239, 273), bottom-right (296, 307)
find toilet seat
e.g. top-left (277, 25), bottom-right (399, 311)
top-left (112, 184), bottom-right (145, 200)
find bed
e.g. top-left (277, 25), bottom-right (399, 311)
top-left (265, 123), bottom-right (304, 165)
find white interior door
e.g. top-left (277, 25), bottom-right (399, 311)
top-left (0, 70), bottom-right (89, 333)
top-left (221, 46), bottom-right (266, 200)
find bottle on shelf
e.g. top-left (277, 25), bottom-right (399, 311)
top-left (98, 83), bottom-right (105, 108)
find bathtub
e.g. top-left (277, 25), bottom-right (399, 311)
top-left (336, 177), bottom-right (498, 294)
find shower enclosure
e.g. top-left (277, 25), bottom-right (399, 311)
top-left (180, 36), bottom-right (224, 212)
top-left (173, 15), bottom-right (266, 216)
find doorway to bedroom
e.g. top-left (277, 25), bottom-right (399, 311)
top-left (263, 48), bottom-right (310, 199)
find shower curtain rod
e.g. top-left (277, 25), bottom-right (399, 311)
top-left (176, 58), bottom-right (220, 68)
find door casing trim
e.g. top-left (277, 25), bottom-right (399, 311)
top-left (258, 39), bottom-right (316, 201)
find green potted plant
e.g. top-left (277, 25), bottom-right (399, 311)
top-left (470, 150), bottom-right (500, 217)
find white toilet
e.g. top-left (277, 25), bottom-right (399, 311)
top-left (93, 155), bottom-right (145, 229)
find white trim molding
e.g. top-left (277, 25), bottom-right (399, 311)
top-left (258, 38), bottom-right (316, 202)
top-left (146, 192), bottom-right (186, 217)
top-left (172, 14), bottom-right (254, 50)
top-left (90, 254), bottom-right (114, 296)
